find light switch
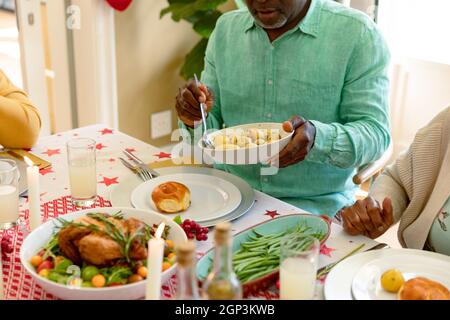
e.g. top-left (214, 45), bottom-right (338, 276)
top-left (150, 110), bottom-right (172, 140)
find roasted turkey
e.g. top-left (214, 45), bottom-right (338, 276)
top-left (58, 214), bottom-right (148, 266)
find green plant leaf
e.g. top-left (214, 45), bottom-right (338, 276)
top-left (161, 0), bottom-right (227, 21)
top-left (180, 38), bottom-right (209, 80)
top-left (173, 215), bottom-right (183, 225)
top-left (193, 10), bottom-right (221, 38)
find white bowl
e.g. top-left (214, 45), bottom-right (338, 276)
top-left (20, 207), bottom-right (187, 300)
top-left (199, 122), bottom-right (294, 165)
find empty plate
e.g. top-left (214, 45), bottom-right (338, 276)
top-left (130, 173), bottom-right (242, 223)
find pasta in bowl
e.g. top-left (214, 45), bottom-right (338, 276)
top-left (199, 123), bottom-right (294, 165)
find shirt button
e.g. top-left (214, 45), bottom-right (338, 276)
top-left (267, 113), bottom-right (272, 119)
top-left (267, 80), bottom-right (273, 85)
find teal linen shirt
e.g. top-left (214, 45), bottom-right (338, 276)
top-left (180, 0), bottom-right (391, 216)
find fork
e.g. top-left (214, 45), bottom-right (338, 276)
top-left (119, 157), bottom-right (152, 181)
top-left (122, 150), bottom-right (158, 180)
top-left (193, 74), bottom-right (215, 149)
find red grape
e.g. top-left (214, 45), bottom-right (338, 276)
top-left (178, 218), bottom-right (210, 242)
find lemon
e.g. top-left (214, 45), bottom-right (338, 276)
top-left (381, 269), bottom-right (405, 293)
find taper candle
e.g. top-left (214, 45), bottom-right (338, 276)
top-left (145, 222), bottom-right (166, 300)
top-left (24, 157), bottom-right (41, 231)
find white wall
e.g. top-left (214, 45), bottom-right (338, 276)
top-left (377, 0), bottom-right (450, 158)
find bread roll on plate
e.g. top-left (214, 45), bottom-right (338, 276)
top-left (151, 182), bottom-right (191, 214)
top-left (398, 277), bottom-right (450, 300)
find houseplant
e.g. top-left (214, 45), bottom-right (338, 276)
top-left (160, 0), bottom-right (243, 80)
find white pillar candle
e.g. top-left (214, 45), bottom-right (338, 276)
top-left (24, 157), bottom-right (41, 231)
top-left (145, 222), bottom-right (166, 300)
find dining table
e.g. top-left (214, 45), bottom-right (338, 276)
top-left (0, 124), bottom-right (380, 300)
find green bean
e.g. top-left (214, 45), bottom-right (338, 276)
top-left (232, 222), bottom-right (326, 282)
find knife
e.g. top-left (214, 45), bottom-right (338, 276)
top-left (316, 243), bottom-right (389, 279)
top-left (122, 150), bottom-right (160, 178)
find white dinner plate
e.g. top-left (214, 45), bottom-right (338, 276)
top-left (110, 167), bottom-right (255, 227)
top-left (324, 249), bottom-right (450, 300)
top-left (130, 173), bottom-right (242, 223)
top-left (352, 254), bottom-right (450, 300)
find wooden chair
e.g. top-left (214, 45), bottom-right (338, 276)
top-left (353, 142), bottom-right (394, 188)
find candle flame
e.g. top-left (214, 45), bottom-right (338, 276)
top-left (155, 222), bottom-right (166, 239)
top-left (24, 156), bottom-right (34, 167)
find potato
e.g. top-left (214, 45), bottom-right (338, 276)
top-left (213, 135), bottom-right (228, 147)
top-left (268, 129), bottom-right (281, 142)
top-left (216, 144), bottom-right (240, 151)
top-left (256, 139), bottom-right (266, 145)
top-left (236, 136), bottom-right (251, 148)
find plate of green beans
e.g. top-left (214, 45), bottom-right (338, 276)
top-left (196, 214), bottom-right (331, 297)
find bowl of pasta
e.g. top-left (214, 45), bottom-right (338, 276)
top-left (198, 123), bottom-right (293, 165)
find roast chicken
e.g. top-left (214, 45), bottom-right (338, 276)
top-left (58, 215), bottom-right (148, 266)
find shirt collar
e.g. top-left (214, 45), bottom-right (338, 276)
top-left (244, 0), bottom-right (323, 38)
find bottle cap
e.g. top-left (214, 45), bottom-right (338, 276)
top-left (176, 241), bottom-right (196, 266)
top-left (214, 222), bottom-right (231, 245)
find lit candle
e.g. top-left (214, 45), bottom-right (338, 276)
top-left (145, 222), bottom-right (166, 300)
top-left (24, 157), bottom-right (41, 231)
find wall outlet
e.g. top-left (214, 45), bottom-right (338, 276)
top-left (151, 110), bottom-right (172, 140)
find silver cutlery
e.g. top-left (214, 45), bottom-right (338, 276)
top-left (119, 157), bottom-right (152, 182)
top-left (193, 74), bottom-right (215, 149)
top-left (316, 242), bottom-right (389, 279)
top-left (122, 150), bottom-right (160, 179)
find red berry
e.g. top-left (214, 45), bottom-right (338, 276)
top-left (184, 219), bottom-right (191, 225)
top-left (196, 234), bottom-right (202, 241)
top-left (184, 224), bottom-right (191, 232)
top-left (202, 227), bottom-right (209, 234)
top-left (187, 233), bottom-right (194, 240)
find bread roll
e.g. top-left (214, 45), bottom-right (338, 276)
top-left (151, 182), bottom-right (191, 214)
top-left (398, 277), bottom-right (450, 300)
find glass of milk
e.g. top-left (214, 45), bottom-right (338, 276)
top-left (67, 138), bottom-right (97, 207)
top-left (0, 159), bottom-right (20, 230)
top-left (280, 234), bottom-right (320, 300)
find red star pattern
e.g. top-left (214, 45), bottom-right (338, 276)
top-left (155, 152), bottom-right (171, 159)
top-left (320, 244), bottom-right (336, 258)
top-left (96, 143), bottom-right (107, 150)
top-left (42, 148), bottom-right (60, 157)
top-left (125, 148), bottom-right (136, 153)
top-left (108, 158), bottom-right (116, 162)
top-left (39, 167), bottom-right (54, 176)
top-left (99, 128), bottom-right (113, 135)
top-left (265, 210), bottom-right (280, 219)
top-left (318, 275), bottom-right (327, 285)
top-left (99, 176), bottom-right (119, 187)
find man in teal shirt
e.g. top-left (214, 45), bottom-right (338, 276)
top-left (175, 0), bottom-right (391, 216)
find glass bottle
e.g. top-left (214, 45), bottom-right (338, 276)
top-left (202, 222), bottom-right (242, 300)
top-left (175, 241), bottom-right (200, 300)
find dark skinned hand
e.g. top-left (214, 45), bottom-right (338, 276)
top-left (273, 115), bottom-right (316, 168)
top-left (341, 197), bottom-right (394, 239)
top-left (175, 79), bottom-right (214, 128)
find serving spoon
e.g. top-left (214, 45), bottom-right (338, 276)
top-left (194, 74), bottom-right (215, 149)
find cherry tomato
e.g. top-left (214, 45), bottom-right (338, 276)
top-left (37, 260), bottom-right (54, 274)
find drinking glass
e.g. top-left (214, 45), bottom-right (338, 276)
top-left (66, 138), bottom-right (97, 207)
top-left (279, 234), bottom-right (320, 300)
top-left (0, 159), bottom-right (20, 230)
